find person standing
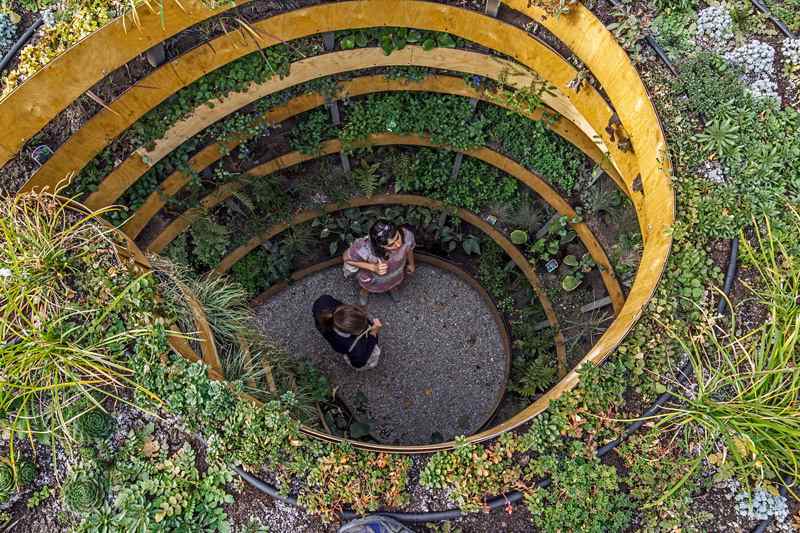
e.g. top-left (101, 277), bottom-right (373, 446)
top-left (312, 294), bottom-right (382, 370)
top-left (342, 219), bottom-right (416, 306)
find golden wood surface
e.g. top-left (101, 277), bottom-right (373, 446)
top-left (20, 3), bottom-right (640, 209)
top-left (122, 71), bottom-right (622, 240)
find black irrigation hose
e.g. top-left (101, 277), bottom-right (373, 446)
top-left (233, 239), bottom-right (744, 525)
top-left (749, 0), bottom-right (796, 39)
top-left (0, 18), bottom-right (42, 74)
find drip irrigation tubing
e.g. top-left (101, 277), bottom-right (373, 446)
top-left (0, 18), bottom-right (42, 73)
top-left (232, 239), bottom-right (746, 525)
top-left (749, 0), bottom-right (796, 39)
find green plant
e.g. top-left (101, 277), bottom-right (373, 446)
top-left (510, 229), bottom-right (529, 245)
top-left (483, 107), bottom-right (583, 195)
top-left (0, 463), bottom-right (13, 501)
top-left (75, 407), bottom-right (116, 442)
top-left (524, 443), bottom-right (633, 532)
top-left (607, 4), bottom-right (647, 60)
top-left (17, 459), bottom-right (37, 486)
top-left (352, 159), bottom-right (382, 197)
top-left (298, 443), bottom-right (411, 522)
top-left (420, 434), bottom-right (524, 513)
top-left (694, 116), bottom-right (740, 157)
top-left (340, 93), bottom-right (486, 152)
top-left (528, 214), bottom-right (579, 262)
top-left (0, 191), bottom-right (162, 463)
top-left (509, 354), bottom-right (556, 397)
top-left (289, 109), bottom-right (338, 155)
top-left (336, 27), bottom-right (457, 55)
top-left (652, 215), bottom-right (800, 497)
top-left (63, 468), bottom-right (106, 514)
top-left (26, 486), bottom-right (52, 510)
top-left (189, 215), bottom-right (230, 269)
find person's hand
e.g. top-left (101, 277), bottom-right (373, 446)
top-left (406, 262), bottom-right (416, 274)
top-left (370, 319), bottom-right (383, 334)
top-left (373, 261), bottom-right (388, 275)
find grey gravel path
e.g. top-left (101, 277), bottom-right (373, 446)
top-left (253, 263), bottom-right (509, 444)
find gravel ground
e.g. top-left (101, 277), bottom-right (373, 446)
top-left (254, 263), bottom-right (509, 444)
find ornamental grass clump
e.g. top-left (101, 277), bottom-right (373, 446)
top-left (0, 191), bottom-right (160, 463)
top-left (654, 212), bottom-right (800, 498)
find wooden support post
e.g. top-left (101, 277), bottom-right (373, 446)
top-left (485, 0), bottom-right (502, 17)
top-left (322, 31), bottom-right (350, 174)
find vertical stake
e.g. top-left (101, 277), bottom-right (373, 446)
top-left (485, 0), bottom-right (501, 17)
top-left (322, 32), bottom-right (349, 173)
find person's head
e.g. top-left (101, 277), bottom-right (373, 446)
top-left (320, 304), bottom-right (370, 335)
top-left (369, 219), bottom-right (403, 259)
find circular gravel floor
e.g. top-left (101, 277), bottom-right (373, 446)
top-left (253, 261), bottom-right (509, 445)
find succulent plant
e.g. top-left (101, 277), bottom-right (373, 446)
top-left (735, 485), bottom-right (789, 522)
top-left (784, 38), bottom-right (800, 70)
top-left (17, 460), bottom-right (37, 486)
top-left (76, 408), bottom-right (116, 441)
top-left (696, 5), bottom-right (733, 45)
top-left (0, 13), bottom-right (16, 57)
top-left (0, 463), bottom-right (14, 500)
top-left (63, 473), bottom-right (106, 514)
top-left (724, 40), bottom-right (780, 102)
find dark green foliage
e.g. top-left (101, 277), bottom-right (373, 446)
top-left (482, 105), bottom-right (583, 194)
top-left (17, 460), bottom-right (37, 487)
top-left (73, 425), bottom-right (233, 532)
top-left (76, 408), bottom-right (116, 442)
top-left (393, 148), bottom-right (518, 211)
top-left (351, 160), bottom-right (382, 197)
top-left (336, 27), bottom-right (459, 55)
top-left (340, 93), bottom-right (486, 151)
top-left (524, 444), bottom-right (633, 532)
top-left (0, 464), bottom-right (13, 501)
top-left (575, 360), bottom-right (627, 414)
top-left (229, 235), bottom-right (298, 297)
top-left (288, 109), bottom-right (338, 155)
top-left (477, 240), bottom-right (516, 312)
top-left (190, 216), bottom-right (230, 270)
top-left (671, 53), bottom-right (800, 239)
top-left (63, 469), bottom-right (106, 514)
top-left (72, 48), bottom-right (294, 198)
top-left (651, 8), bottom-right (697, 61)
top-left (509, 354), bottom-right (557, 397)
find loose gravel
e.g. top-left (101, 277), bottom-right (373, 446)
top-left (253, 263), bottom-right (509, 444)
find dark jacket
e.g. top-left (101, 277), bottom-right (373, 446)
top-left (312, 295), bottom-right (378, 368)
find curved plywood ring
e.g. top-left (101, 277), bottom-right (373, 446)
top-left (478, 0), bottom-right (674, 431)
top-left (145, 134), bottom-right (624, 315)
top-left (122, 71), bottom-right (624, 240)
top-left (19, 2), bottom-right (641, 212)
top-left (216, 193), bottom-right (568, 383)
top-left (4, 0), bottom-right (674, 451)
top-left (253, 251), bottom-right (514, 444)
top-left (0, 0), bottom-right (250, 166)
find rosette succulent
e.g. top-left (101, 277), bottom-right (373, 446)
top-left (0, 13), bottom-right (16, 57)
top-left (0, 463), bottom-right (14, 500)
top-left (76, 409), bottom-right (116, 441)
top-left (63, 473), bottom-right (106, 513)
top-left (18, 460), bottom-right (37, 486)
